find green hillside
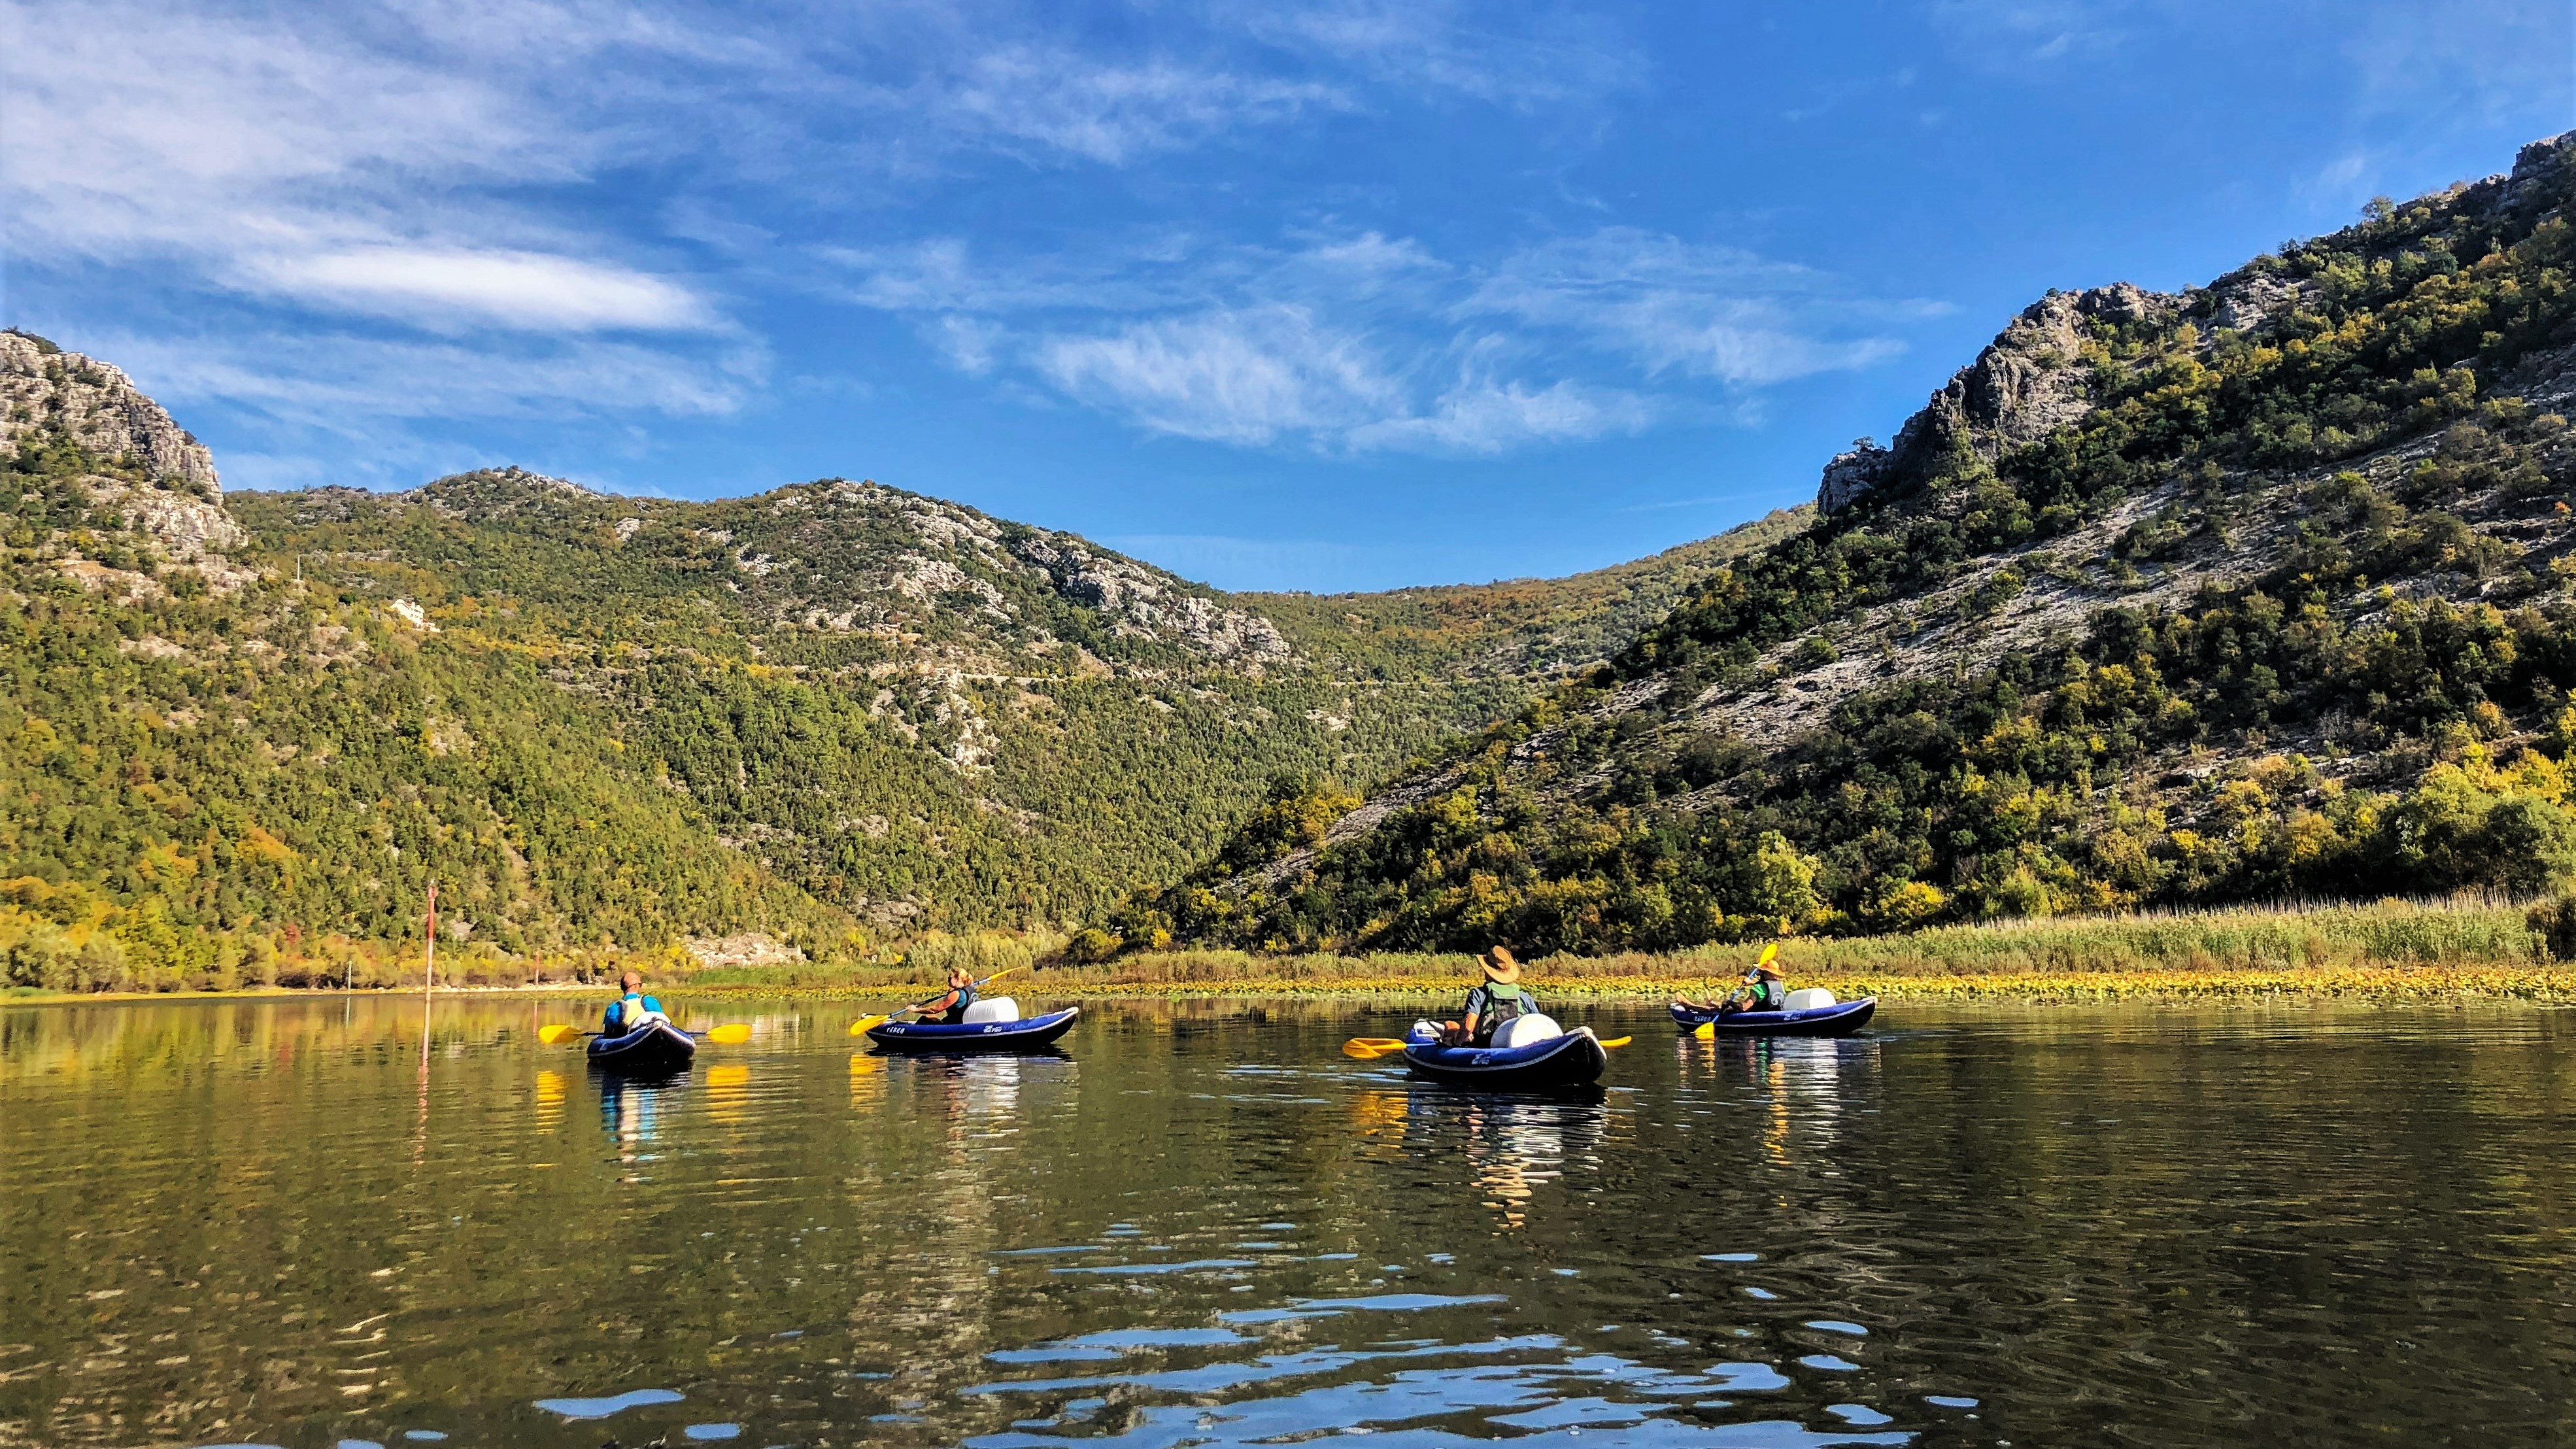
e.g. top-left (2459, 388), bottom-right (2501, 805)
top-left (1127, 132), bottom-right (2576, 957)
top-left (0, 335), bottom-right (1789, 989)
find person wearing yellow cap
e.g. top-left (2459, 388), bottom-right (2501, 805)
top-left (1444, 946), bottom-right (1539, 1047)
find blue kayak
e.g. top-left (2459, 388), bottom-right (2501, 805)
top-left (588, 1018), bottom-right (698, 1074)
top-left (866, 1006), bottom-right (1081, 1052)
top-left (1400, 1028), bottom-right (1608, 1089)
top-left (1668, 998), bottom-right (1877, 1037)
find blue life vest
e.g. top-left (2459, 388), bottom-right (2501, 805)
top-left (941, 980), bottom-right (977, 1024)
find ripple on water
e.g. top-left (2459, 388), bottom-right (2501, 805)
top-left (535, 1388), bottom-right (686, 1419)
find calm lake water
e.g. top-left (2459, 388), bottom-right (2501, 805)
top-left (3, 995), bottom-right (2572, 1448)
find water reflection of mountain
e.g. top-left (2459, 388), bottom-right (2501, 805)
top-left (5, 999), bottom-right (2575, 1448)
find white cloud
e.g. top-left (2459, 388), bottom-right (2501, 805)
top-left (101, 330), bottom-right (762, 434)
top-left (832, 223), bottom-right (1922, 454)
top-left (1464, 229), bottom-right (1924, 384)
top-left (1347, 377), bottom-right (1651, 455)
top-left (243, 248), bottom-right (717, 333)
top-left (1236, 0), bottom-right (1640, 107)
top-left (1035, 306), bottom-right (1403, 445)
top-left (1928, 0), bottom-right (2143, 65)
top-left (942, 48), bottom-right (1347, 164)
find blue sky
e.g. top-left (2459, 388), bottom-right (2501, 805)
top-left (3, 1), bottom-right (2569, 591)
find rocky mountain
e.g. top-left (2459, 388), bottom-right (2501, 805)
top-left (0, 330), bottom-right (1791, 985)
top-left (1129, 132), bottom-right (2576, 956)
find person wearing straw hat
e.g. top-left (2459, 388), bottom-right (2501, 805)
top-left (1446, 946), bottom-right (1540, 1047)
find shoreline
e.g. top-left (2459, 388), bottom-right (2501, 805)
top-left (12, 897), bottom-right (2571, 1008)
top-left (10, 961), bottom-right (2576, 1007)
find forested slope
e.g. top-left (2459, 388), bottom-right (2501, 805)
top-left (1127, 132), bottom-right (2576, 957)
top-left (0, 328), bottom-right (1785, 988)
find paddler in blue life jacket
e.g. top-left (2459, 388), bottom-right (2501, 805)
top-left (1446, 946), bottom-right (1537, 1047)
top-left (919, 963), bottom-right (978, 1025)
top-left (602, 969), bottom-right (671, 1036)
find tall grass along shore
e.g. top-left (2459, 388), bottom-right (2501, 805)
top-left (15, 897), bottom-right (2576, 1006)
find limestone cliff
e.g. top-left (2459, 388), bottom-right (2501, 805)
top-left (2, 329), bottom-right (245, 573)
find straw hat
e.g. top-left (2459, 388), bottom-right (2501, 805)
top-left (1480, 946), bottom-right (1521, 983)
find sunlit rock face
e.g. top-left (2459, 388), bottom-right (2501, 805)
top-left (0, 330), bottom-right (222, 496)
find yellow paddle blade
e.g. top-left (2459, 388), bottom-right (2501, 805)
top-left (702, 1023), bottom-right (753, 1045)
top-left (849, 1014), bottom-right (889, 1036)
top-left (536, 1023), bottom-right (580, 1045)
top-left (1757, 942), bottom-right (1778, 966)
top-left (1693, 1022), bottom-right (1715, 1041)
top-left (1596, 1036), bottom-right (1632, 1049)
top-left (1342, 1038), bottom-right (1407, 1059)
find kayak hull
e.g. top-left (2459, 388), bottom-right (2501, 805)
top-left (587, 1019), bottom-right (698, 1074)
top-left (866, 1006), bottom-right (1080, 1052)
top-left (1668, 998), bottom-right (1878, 1037)
top-left (1400, 1027), bottom-right (1609, 1089)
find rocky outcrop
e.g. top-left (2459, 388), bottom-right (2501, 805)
top-left (81, 477), bottom-right (248, 561)
top-left (1, 330), bottom-right (220, 494)
top-left (1011, 534), bottom-right (1292, 661)
top-left (1818, 281), bottom-right (2178, 512)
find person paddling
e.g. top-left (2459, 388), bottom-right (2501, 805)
top-left (602, 969), bottom-right (671, 1036)
top-left (1700, 957), bottom-right (1788, 1017)
top-left (917, 963), bottom-right (979, 1025)
top-left (1447, 946), bottom-right (1538, 1047)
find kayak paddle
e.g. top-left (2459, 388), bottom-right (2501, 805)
top-left (850, 967), bottom-right (1020, 1036)
top-left (1343, 1031), bottom-right (1627, 1059)
top-left (537, 1022), bottom-right (753, 1045)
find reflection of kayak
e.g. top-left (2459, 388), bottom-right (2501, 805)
top-left (588, 1019), bottom-right (698, 1074)
top-left (866, 1007), bottom-right (1080, 1052)
top-left (1401, 1028), bottom-right (1608, 1089)
top-left (1668, 998), bottom-right (1877, 1036)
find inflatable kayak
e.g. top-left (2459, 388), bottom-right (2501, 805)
top-left (588, 1018), bottom-right (698, 1074)
top-left (866, 1006), bottom-right (1080, 1052)
top-left (1668, 998), bottom-right (1877, 1037)
top-left (1400, 1027), bottom-right (1609, 1089)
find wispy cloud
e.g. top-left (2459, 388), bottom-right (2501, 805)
top-left (1347, 376), bottom-right (1652, 455)
top-left (5, 0), bottom-right (1623, 460)
top-left (941, 48), bottom-right (1349, 164)
top-left (1462, 229), bottom-right (1929, 384)
top-left (834, 224), bottom-right (1922, 454)
top-left (1929, 0), bottom-right (2141, 65)
top-left (1237, 0), bottom-right (1641, 107)
top-left (1036, 305), bottom-right (1402, 446)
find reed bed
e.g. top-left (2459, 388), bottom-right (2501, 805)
top-left (668, 896), bottom-right (2576, 1005)
top-left (17, 898), bottom-right (2576, 1005)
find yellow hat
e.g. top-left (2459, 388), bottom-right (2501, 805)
top-left (1481, 946), bottom-right (1521, 983)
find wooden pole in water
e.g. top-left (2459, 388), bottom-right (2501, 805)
top-left (424, 881), bottom-right (438, 998)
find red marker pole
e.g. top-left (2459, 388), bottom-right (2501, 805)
top-left (424, 881), bottom-right (438, 999)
